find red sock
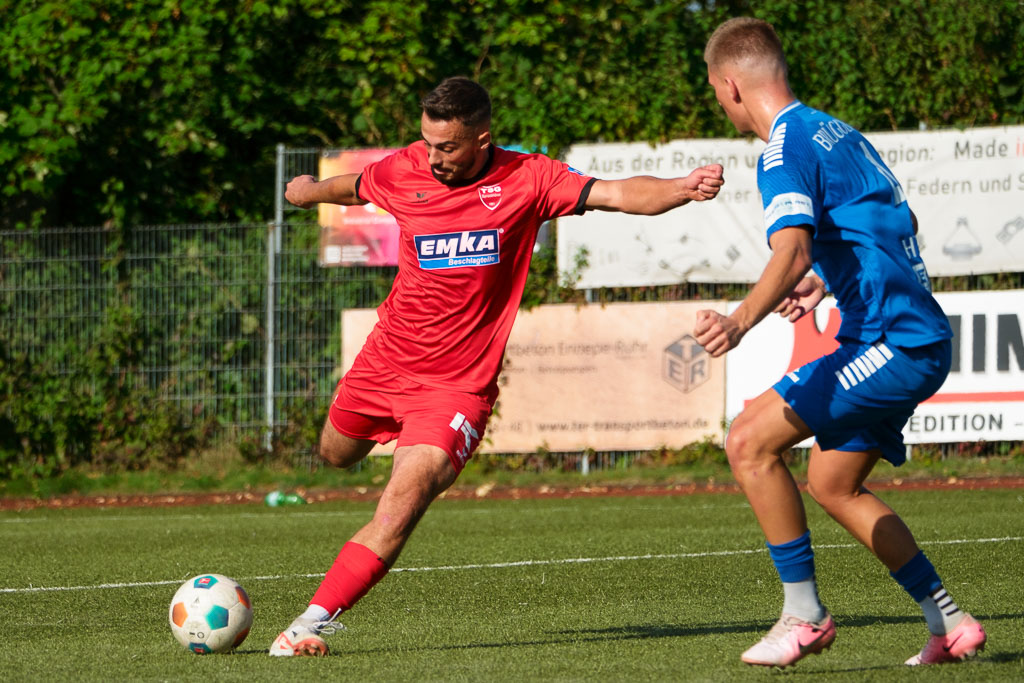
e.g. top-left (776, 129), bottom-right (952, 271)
top-left (309, 542), bottom-right (389, 615)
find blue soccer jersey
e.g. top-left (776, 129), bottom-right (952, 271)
top-left (758, 102), bottom-right (952, 348)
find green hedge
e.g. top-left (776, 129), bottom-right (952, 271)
top-left (2, 0), bottom-right (1020, 229)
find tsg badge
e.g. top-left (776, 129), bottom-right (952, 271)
top-left (478, 185), bottom-right (502, 210)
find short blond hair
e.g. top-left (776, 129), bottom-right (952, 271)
top-left (704, 17), bottom-right (787, 76)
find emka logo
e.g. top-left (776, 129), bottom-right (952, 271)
top-left (415, 229), bottom-right (500, 270)
top-left (478, 184), bottom-right (502, 210)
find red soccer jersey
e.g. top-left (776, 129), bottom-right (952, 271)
top-left (355, 142), bottom-right (595, 395)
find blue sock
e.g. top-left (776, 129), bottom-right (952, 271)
top-left (890, 550), bottom-right (941, 601)
top-left (766, 530), bottom-right (815, 582)
top-left (767, 531), bottom-right (825, 621)
top-left (891, 550), bottom-right (962, 634)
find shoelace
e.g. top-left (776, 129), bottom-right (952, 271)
top-left (762, 615), bottom-right (801, 643)
top-left (313, 609), bottom-right (346, 636)
top-left (762, 614), bottom-right (821, 643)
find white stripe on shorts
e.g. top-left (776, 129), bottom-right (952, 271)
top-left (448, 412), bottom-right (466, 430)
top-left (835, 342), bottom-right (893, 391)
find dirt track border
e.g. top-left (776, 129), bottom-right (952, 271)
top-left (3, 476), bottom-right (1023, 512)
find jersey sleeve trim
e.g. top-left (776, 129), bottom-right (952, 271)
top-left (764, 191), bottom-right (815, 228)
top-left (354, 172), bottom-right (364, 201)
top-left (572, 177), bottom-right (598, 215)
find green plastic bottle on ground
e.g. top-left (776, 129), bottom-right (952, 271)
top-left (264, 490), bottom-right (307, 507)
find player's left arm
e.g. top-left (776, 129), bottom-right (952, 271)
top-left (584, 164), bottom-right (724, 215)
top-left (773, 273), bottom-right (827, 322)
top-left (694, 226), bottom-right (813, 357)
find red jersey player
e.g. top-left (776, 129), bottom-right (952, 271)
top-left (270, 77), bottom-right (724, 657)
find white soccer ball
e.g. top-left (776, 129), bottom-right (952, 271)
top-left (168, 574), bottom-right (253, 654)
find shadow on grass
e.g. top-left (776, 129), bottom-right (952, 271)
top-left (561, 611), bottom-right (1017, 638)
top-left (568, 611), bottom-right (1016, 636)
top-left (985, 651), bottom-right (1024, 664)
top-left (232, 611), bottom-right (1020, 664)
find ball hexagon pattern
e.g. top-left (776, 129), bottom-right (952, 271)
top-left (168, 574), bottom-right (253, 654)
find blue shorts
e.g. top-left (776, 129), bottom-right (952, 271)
top-left (772, 338), bottom-right (951, 466)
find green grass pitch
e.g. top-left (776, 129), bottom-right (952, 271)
top-left (1, 488), bottom-right (1022, 681)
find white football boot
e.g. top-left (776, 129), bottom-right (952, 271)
top-left (269, 611), bottom-right (344, 657)
top-left (741, 612), bottom-right (836, 668)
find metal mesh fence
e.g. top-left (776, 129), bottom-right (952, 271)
top-left (0, 223), bottom-right (394, 439)
top-left (0, 226), bottom-right (113, 372)
top-left (123, 223), bottom-right (268, 427)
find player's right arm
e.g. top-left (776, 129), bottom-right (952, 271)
top-left (285, 173), bottom-right (368, 208)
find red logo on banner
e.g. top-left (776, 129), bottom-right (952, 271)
top-left (478, 185), bottom-right (502, 210)
top-left (786, 309), bottom-right (842, 373)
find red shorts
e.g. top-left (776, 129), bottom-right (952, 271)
top-left (328, 351), bottom-right (495, 473)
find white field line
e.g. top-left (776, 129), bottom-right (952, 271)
top-left (1, 535), bottom-right (1020, 595)
top-left (0, 503), bottom-right (752, 525)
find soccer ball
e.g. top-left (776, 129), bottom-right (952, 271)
top-left (168, 574), bottom-right (253, 654)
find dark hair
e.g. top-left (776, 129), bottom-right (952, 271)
top-left (420, 77), bottom-right (492, 129)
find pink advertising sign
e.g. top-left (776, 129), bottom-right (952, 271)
top-left (318, 149), bottom-right (401, 266)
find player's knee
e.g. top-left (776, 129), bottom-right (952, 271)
top-left (806, 479), bottom-right (826, 506)
top-left (725, 421), bottom-right (787, 479)
top-left (806, 479), bottom-right (853, 511)
top-left (809, 487), bottom-right (844, 515)
top-left (319, 440), bottom-right (366, 469)
top-left (318, 427), bottom-right (342, 467)
top-left (724, 420), bottom-right (758, 469)
top-left (319, 445), bottom-right (345, 468)
top-left (318, 422), bottom-right (370, 468)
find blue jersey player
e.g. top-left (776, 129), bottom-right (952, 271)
top-left (695, 17), bottom-right (986, 669)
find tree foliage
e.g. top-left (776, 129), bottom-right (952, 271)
top-left (1, 0), bottom-right (1022, 481)
top-left (1, 0), bottom-right (1021, 229)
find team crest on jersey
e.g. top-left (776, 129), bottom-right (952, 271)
top-left (415, 229), bottom-right (501, 270)
top-left (478, 184), bottom-right (502, 210)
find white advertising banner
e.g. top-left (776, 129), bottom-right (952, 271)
top-left (341, 302), bottom-right (728, 454)
top-left (560, 138), bottom-right (768, 287)
top-left (559, 125), bottom-right (1024, 287)
top-left (724, 290), bottom-right (1024, 445)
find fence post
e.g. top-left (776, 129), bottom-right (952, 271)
top-left (265, 143), bottom-right (286, 450)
